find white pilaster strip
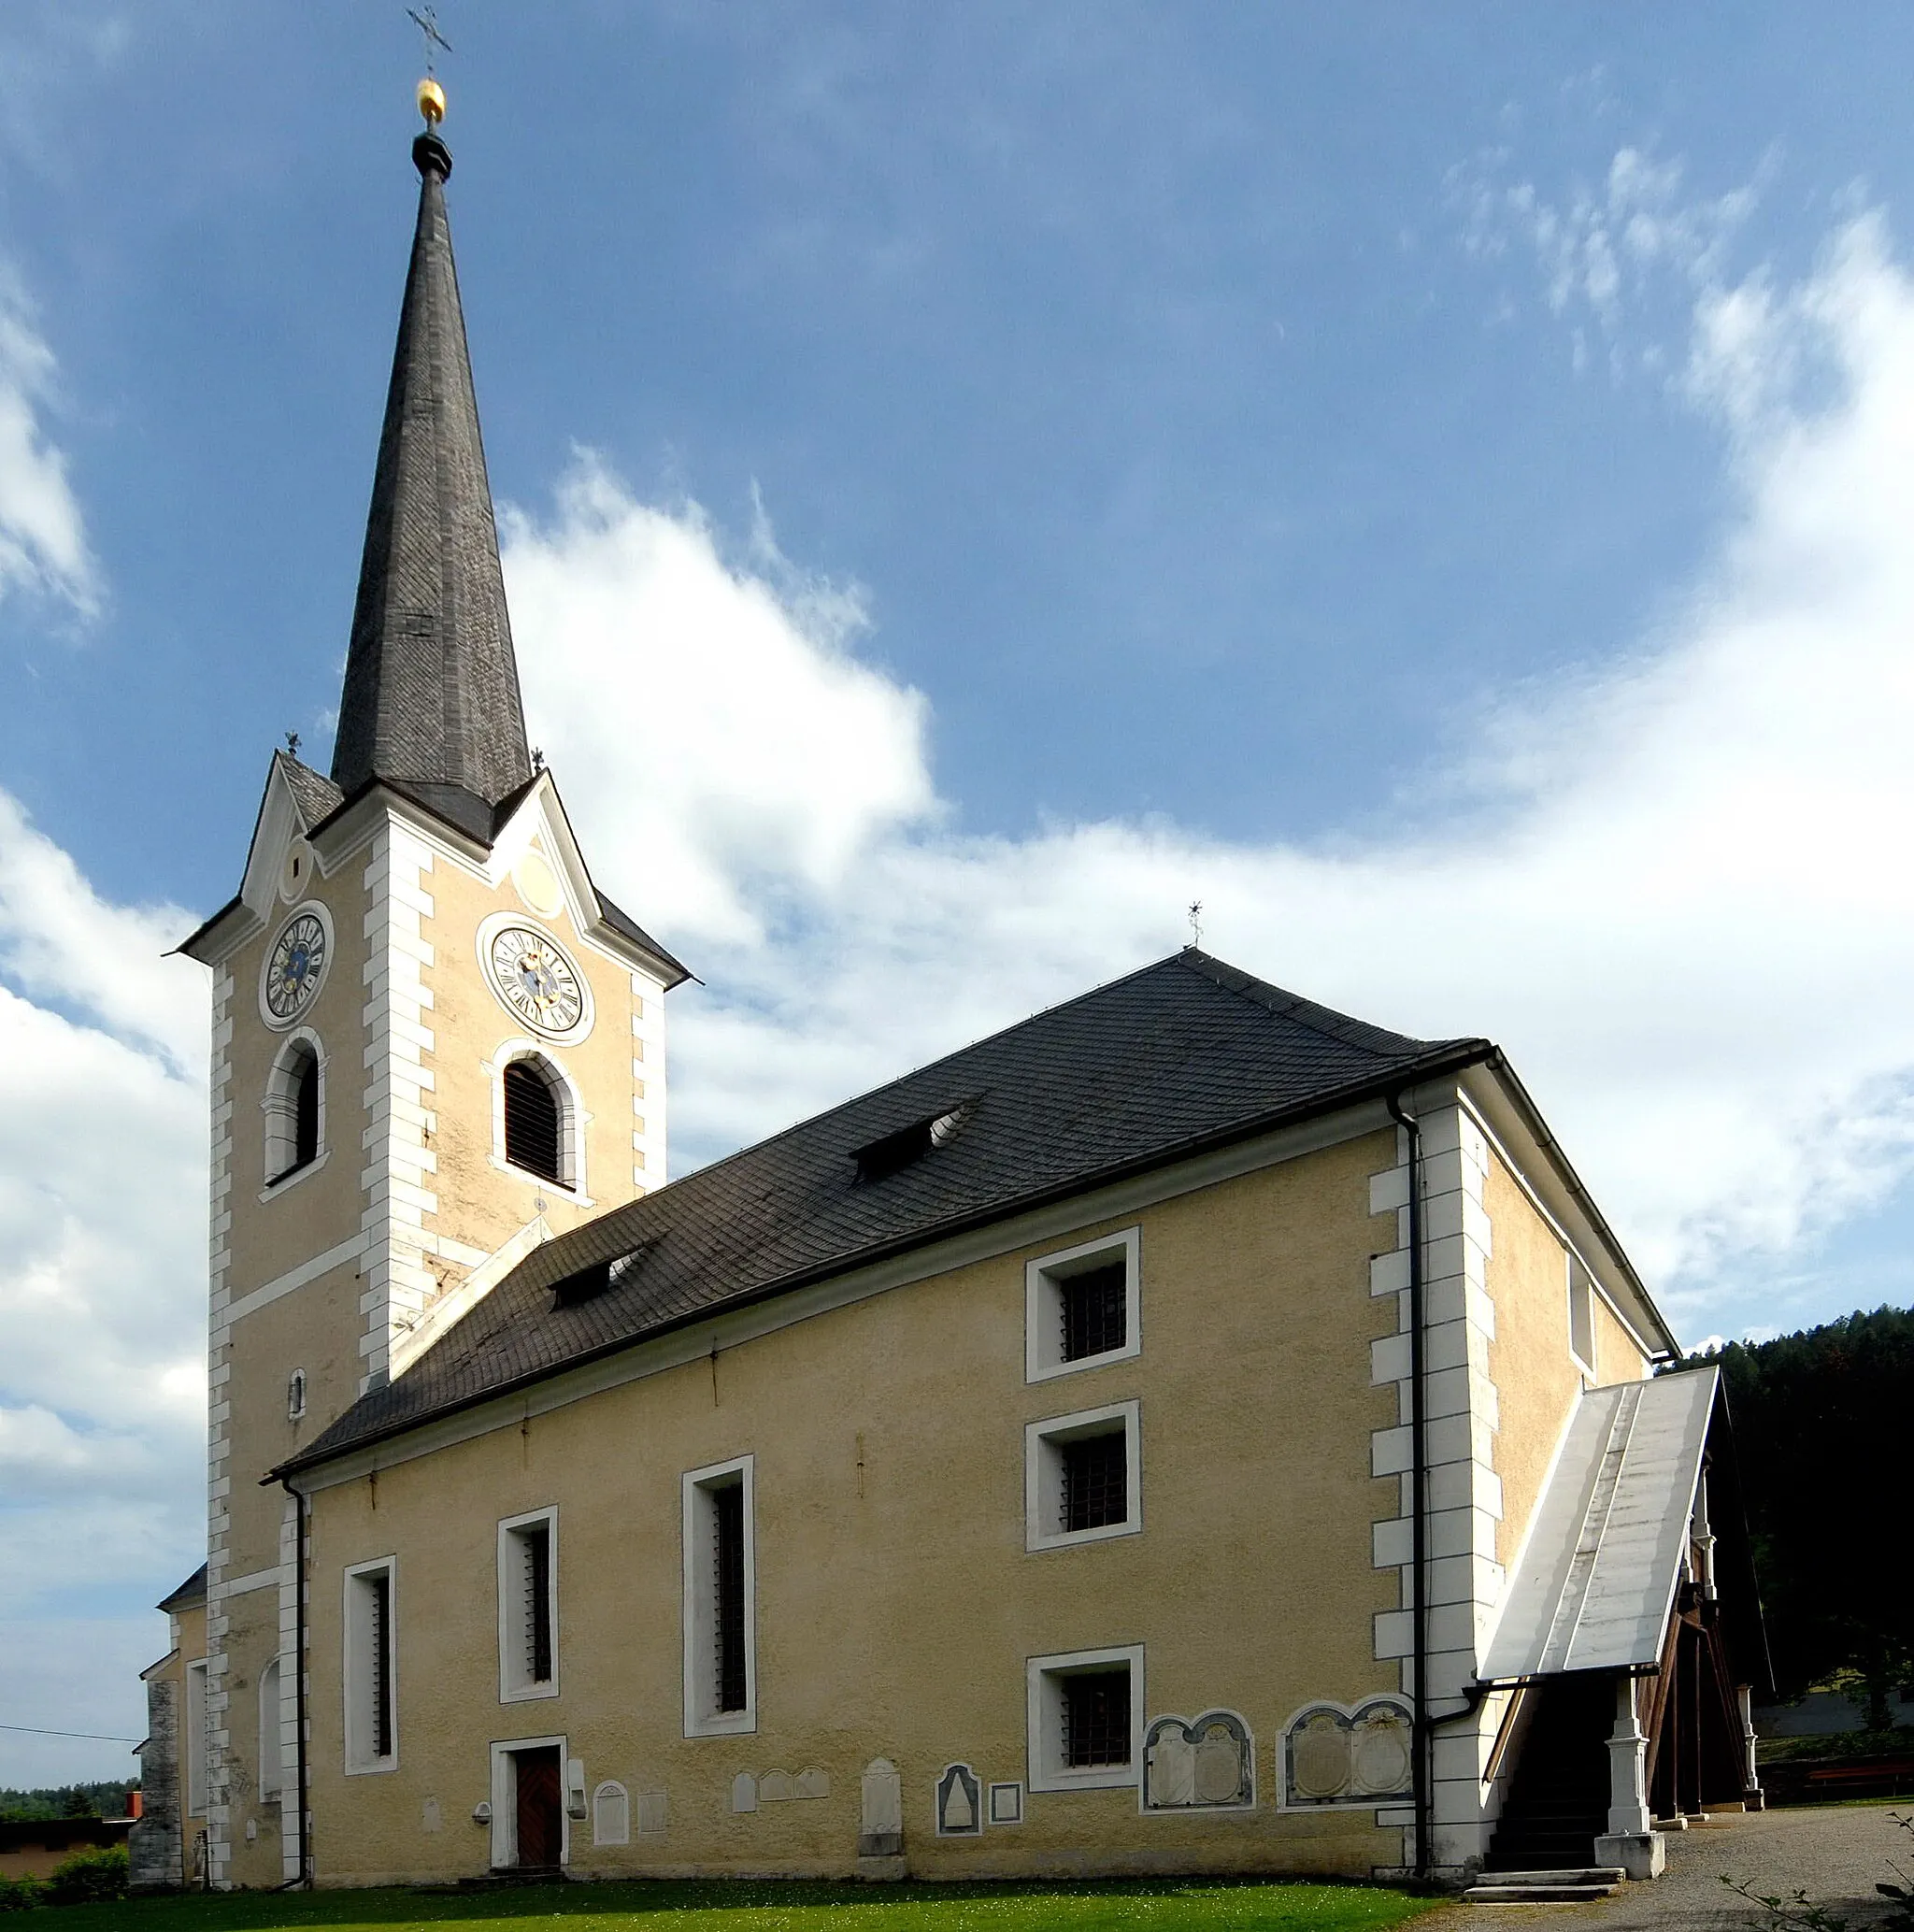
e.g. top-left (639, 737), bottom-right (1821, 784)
top-left (358, 820), bottom-right (439, 1391)
top-left (1368, 1102), bottom-right (1503, 1876)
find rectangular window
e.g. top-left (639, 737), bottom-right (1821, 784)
top-left (713, 1485), bottom-right (747, 1713)
top-left (1064, 1669), bottom-right (1132, 1767)
top-left (1026, 1400), bottom-right (1142, 1551)
top-left (681, 1456), bottom-right (755, 1736)
top-left (1026, 1228), bottom-right (1141, 1381)
top-left (498, 1510), bottom-right (560, 1701)
top-left (184, 1658), bottom-right (208, 1817)
top-left (1060, 1430), bottom-right (1128, 1534)
top-left (343, 1556), bottom-right (397, 1772)
top-left (1567, 1255), bottom-right (1596, 1375)
top-left (1062, 1262), bottom-right (1127, 1362)
top-left (1026, 1645), bottom-right (1143, 1791)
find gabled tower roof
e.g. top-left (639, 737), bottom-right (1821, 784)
top-left (331, 131), bottom-right (534, 810)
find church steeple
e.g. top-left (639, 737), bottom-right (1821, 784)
top-left (330, 125), bottom-right (534, 811)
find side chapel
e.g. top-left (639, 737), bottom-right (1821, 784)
top-left (133, 93), bottom-right (1767, 1894)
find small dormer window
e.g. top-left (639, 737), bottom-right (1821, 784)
top-left (851, 1106), bottom-right (969, 1183)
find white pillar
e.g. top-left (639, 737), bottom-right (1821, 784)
top-left (1693, 1474), bottom-right (1718, 1601)
top-left (1593, 1675), bottom-right (1665, 1879)
top-left (1606, 1675), bottom-right (1651, 1835)
top-left (1738, 1684), bottom-right (1761, 1797)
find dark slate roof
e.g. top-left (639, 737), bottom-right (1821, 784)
top-left (279, 753), bottom-right (343, 827)
top-left (279, 950), bottom-right (1488, 1476)
top-left (594, 890), bottom-right (692, 988)
top-left (157, 1563), bottom-right (207, 1613)
top-left (330, 133), bottom-right (534, 809)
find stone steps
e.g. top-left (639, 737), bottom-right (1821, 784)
top-left (1464, 1867), bottom-right (1626, 1904)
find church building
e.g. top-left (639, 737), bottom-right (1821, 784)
top-left (133, 93), bottom-right (1766, 1895)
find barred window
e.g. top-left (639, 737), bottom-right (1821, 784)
top-left (1061, 1262), bottom-right (1127, 1362)
top-left (1064, 1670), bottom-right (1131, 1768)
top-left (1060, 1430), bottom-right (1128, 1534)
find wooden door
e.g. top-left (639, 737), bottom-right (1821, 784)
top-left (514, 1747), bottom-right (563, 1868)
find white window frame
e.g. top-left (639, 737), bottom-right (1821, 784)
top-left (1026, 1644), bottom-right (1145, 1792)
top-left (497, 1506), bottom-right (561, 1703)
top-left (286, 1368), bottom-right (307, 1422)
top-left (257, 1654), bottom-right (284, 1802)
top-left (681, 1454), bottom-right (756, 1738)
top-left (1566, 1254), bottom-right (1596, 1379)
top-left (487, 1040), bottom-right (593, 1204)
top-left (488, 1733), bottom-right (570, 1870)
top-left (342, 1554), bottom-right (398, 1774)
top-left (184, 1657), bottom-right (209, 1817)
top-left (260, 1027), bottom-right (328, 1200)
top-left (1025, 1398), bottom-right (1142, 1552)
top-left (1025, 1227), bottom-right (1141, 1381)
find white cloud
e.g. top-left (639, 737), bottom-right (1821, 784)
top-left (0, 267), bottom-right (97, 615)
top-left (505, 458), bottom-right (935, 949)
top-left (0, 799), bottom-right (207, 1781)
top-left (1452, 145), bottom-right (1764, 376)
top-left (502, 202), bottom-right (1914, 1347)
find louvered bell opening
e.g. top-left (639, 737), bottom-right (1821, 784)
top-left (293, 1048), bottom-right (320, 1169)
top-left (504, 1059), bottom-right (564, 1183)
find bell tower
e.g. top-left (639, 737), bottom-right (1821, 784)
top-left (177, 93), bottom-right (686, 1889)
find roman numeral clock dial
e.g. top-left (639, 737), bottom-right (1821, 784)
top-left (263, 909), bottom-right (328, 1024)
top-left (488, 923), bottom-right (586, 1036)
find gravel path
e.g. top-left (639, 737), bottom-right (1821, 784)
top-left (1426, 1804), bottom-right (1912, 1929)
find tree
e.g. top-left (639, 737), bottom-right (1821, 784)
top-left (1690, 1306), bottom-right (1914, 1729)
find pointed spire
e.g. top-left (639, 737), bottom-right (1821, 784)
top-left (330, 126), bottom-right (534, 811)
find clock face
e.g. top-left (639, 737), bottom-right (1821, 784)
top-left (264, 910), bottom-right (328, 1023)
top-left (489, 924), bottom-right (585, 1035)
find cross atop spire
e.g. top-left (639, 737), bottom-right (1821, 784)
top-left (330, 116), bottom-right (534, 814)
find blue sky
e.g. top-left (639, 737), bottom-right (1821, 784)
top-left (5, 2), bottom-right (1914, 1782)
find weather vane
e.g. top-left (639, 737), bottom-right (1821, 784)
top-left (1187, 900), bottom-right (1203, 949)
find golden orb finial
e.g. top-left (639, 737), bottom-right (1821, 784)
top-left (416, 75), bottom-right (447, 126)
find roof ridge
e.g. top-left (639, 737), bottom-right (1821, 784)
top-left (1174, 946), bottom-right (1460, 1057)
top-left (643, 950), bottom-right (1193, 1194)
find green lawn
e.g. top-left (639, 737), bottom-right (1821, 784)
top-left (46, 1878), bottom-right (1439, 1932)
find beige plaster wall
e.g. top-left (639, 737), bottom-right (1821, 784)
top-left (301, 1132), bottom-right (1410, 1884)
top-left (1483, 1153), bottom-right (1652, 1571)
top-left (1592, 1292), bottom-right (1651, 1387)
top-left (145, 1599), bottom-right (208, 1885)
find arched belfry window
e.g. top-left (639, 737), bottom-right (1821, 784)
top-left (503, 1056), bottom-right (566, 1185)
top-left (265, 1034), bottom-right (323, 1187)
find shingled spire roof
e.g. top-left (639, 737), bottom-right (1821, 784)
top-left (330, 131), bottom-right (534, 810)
